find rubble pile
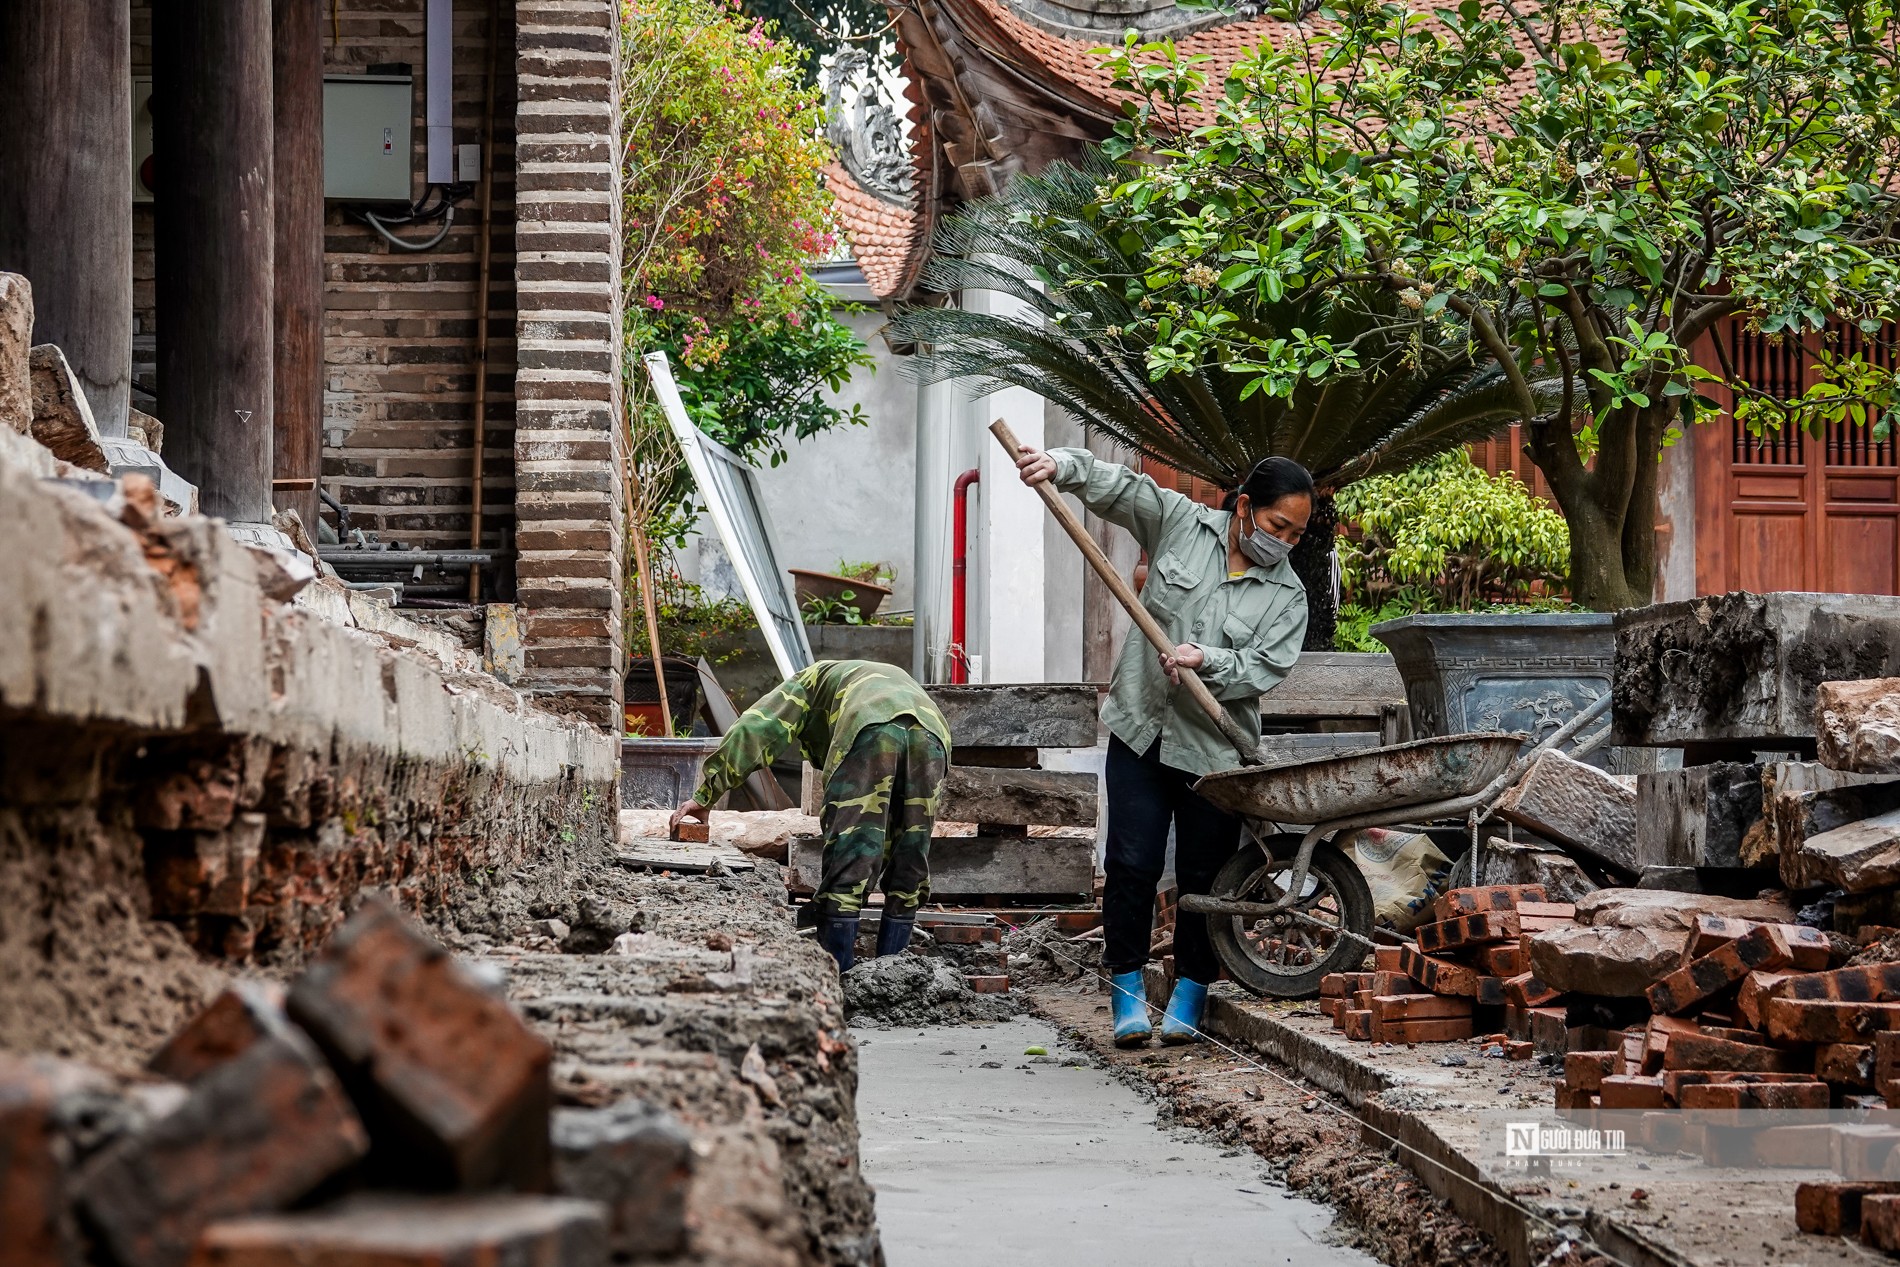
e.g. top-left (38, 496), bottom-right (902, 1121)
top-left (5, 896), bottom-right (692, 1267)
top-left (1320, 884), bottom-right (1574, 1044)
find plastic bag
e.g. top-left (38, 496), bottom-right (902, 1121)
top-left (1342, 827), bottom-right (1453, 932)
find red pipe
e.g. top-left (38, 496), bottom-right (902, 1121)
top-left (950, 466), bottom-right (981, 683)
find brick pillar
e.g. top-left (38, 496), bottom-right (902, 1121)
top-left (512, 0), bottom-right (626, 730)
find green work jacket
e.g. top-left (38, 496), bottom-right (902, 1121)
top-left (692, 659), bottom-right (952, 806)
top-left (1051, 448), bottom-right (1308, 777)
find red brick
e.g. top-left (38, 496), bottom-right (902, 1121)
top-left (1781, 961), bottom-right (1900, 1003)
top-left (0, 1056), bottom-right (77, 1267)
top-left (1506, 1040), bottom-right (1534, 1060)
top-left (1373, 945), bottom-right (1404, 972)
top-left (1878, 1031), bottom-right (1900, 1104)
top-left (1342, 1010), bottom-right (1374, 1041)
top-left (1642, 1015), bottom-right (1701, 1074)
top-left (1766, 998), bottom-right (1900, 1045)
top-left (930, 925), bottom-right (998, 945)
top-left (1319, 974), bottom-right (1348, 998)
top-left (1552, 1087), bottom-right (1599, 1111)
top-left (1374, 1017), bottom-right (1474, 1044)
top-left (73, 1031), bottom-right (368, 1267)
top-left (1398, 944), bottom-right (1482, 995)
top-left (1370, 970), bottom-right (1423, 996)
top-left (1662, 1032), bottom-right (1803, 1074)
top-left (1818, 1043), bottom-right (1875, 1089)
top-left (1430, 885), bottom-right (1547, 921)
top-left (1691, 915), bottom-right (1833, 968)
top-left (1528, 1007), bottom-right (1569, 1056)
top-left (286, 896), bottom-right (552, 1192)
top-left (1564, 1051), bottom-right (1618, 1093)
top-left (1350, 989), bottom-right (1373, 1012)
top-left (965, 975), bottom-right (1010, 994)
top-left (148, 982), bottom-right (288, 1083)
top-left (1678, 1080), bottom-right (1829, 1111)
top-left (1703, 1123), bottom-right (1836, 1167)
top-left (1796, 1182), bottom-right (1900, 1235)
top-left (1477, 944), bottom-right (1524, 976)
top-left (1503, 971), bottom-right (1562, 1008)
top-left (1833, 1124), bottom-right (1900, 1179)
top-left (1598, 1076), bottom-right (1667, 1109)
top-left (1868, 1194), bottom-right (1900, 1252)
top-left (1369, 994), bottom-right (1471, 1023)
top-left (1738, 970), bottom-right (1797, 1030)
top-left (1416, 910), bottom-right (1519, 953)
top-left (1661, 1070), bottom-right (1815, 1103)
top-left (189, 1194), bottom-right (609, 1267)
top-left (1646, 925), bottom-right (1796, 1015)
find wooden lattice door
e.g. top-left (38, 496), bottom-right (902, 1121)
top-left (1693, 321), bottom-right (1900, 596)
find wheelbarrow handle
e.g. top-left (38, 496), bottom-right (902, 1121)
top-left (988, 419), bottom-right (1262, 766)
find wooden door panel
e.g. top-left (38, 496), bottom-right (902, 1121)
top-left (1732, 510), bottom-right (1809, 593)
top-left (1822, 513), bottom-right (1899, 595)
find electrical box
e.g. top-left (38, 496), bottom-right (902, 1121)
top-left (323, 75), bottom-right (414, 203)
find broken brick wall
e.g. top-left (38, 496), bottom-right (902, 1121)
top-left (130, 0), bottom-right (522, 558)
top-left (0, 448), bottom-right (617, 1072)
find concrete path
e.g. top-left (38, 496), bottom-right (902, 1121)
top-left (855, 1017), bottom-right (1378, 1267)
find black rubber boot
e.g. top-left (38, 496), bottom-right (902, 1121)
top-left (818, 912), bottom-right (860, 972)
top-left (875, 913), bottom-right (916, 957)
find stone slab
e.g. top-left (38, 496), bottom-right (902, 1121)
top-left (1770, 780), bottom-right (1900, 889)
top-left (550, 1102), bottom-right (692, 1258)
top-left (1494, 749), bottom-right (1638, 873)
top-left (1800, 808), bottom-right (1900, 893)
top-left (27, 344), bottom-right (107, 472)
top-left (1256, 651), bottom-right (1405, 720)
top-left (1818, 679), bottom-right (1900, 775)
top-left (938, 766), bottom-right (1097, 828)
top-left (1527, 924), bottom-right (1692, 997)
top-left (1614, 592), bottom-right (1900, 747)
top-left (0, 273), bottom-right (31, 435)
top-left (1634, 762), bottom-right (1765, 870)
top-left (787, 834), bottom-right (1095, 899)
top-left (924, 683), bottom-right (1099, 749)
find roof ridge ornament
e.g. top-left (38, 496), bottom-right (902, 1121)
top-left (824, 48), bottom-right (914, 207)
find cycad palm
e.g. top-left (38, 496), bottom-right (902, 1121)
top-left (891, 156), bottom-right (1554, 648)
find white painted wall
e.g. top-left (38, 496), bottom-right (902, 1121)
top-left (686, 310), bottom-right (920, 613)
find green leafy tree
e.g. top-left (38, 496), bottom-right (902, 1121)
top-left (618, 0), bottom-right (872, 549)
top-left (1097, 0), bottom-right (1900, 609)
top-left (890, 158), bottom-right (1556, 648)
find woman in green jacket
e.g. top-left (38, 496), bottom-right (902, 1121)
top-left (1016, 446), bottom-right (1313, 1046)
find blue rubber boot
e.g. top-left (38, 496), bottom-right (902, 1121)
top-left (874, 913), bottom-right (916, 957)
top-left (1109, 970), bottom-right (1153, 1048)
top-left (818, 912), bottom-right (860, 973)
top-left (1159, 978), bottom-right (1209, 1045)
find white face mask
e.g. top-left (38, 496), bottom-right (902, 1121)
top-left (1238, 524), bottom-right (1292, 569)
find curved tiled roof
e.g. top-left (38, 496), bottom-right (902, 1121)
top-left (827, 163), bottom-right (928, 300)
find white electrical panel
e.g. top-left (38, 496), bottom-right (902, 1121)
top-left (323, 75), bottom-right (414, 203)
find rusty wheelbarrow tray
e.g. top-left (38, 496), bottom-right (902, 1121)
top-left (1178, 693), bottom-right (1614, 998)
top-left (1194, 733), bottom-right (1526, 824)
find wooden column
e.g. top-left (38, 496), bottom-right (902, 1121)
top-left (155, 0), bottom-right (275, 523)
top-left (272, 0), bottom-right (325, 530)
top-left (0, 0), bottom-right (134, 437)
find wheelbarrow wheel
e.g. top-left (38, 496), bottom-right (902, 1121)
top-left (1205, 833), bottom-right (1373, 999)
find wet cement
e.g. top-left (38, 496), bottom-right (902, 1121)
top-left (856, 1017), bottom-right (1380, 1267)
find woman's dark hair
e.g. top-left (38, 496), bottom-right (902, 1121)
top-left (1221, 455), bottom-right (1315, 512)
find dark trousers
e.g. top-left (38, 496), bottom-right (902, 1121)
top-left (1103, 735), bottom-right (1243, 984)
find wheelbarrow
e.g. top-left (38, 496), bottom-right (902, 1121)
top-left (988, 419), bottom-right (1612, 999)
top-left (1182, 692), bottom-right (1611, 996)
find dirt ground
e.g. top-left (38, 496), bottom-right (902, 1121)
top-left (1031, 983), bottom-right (1556, 1267)
top-left (439, 846), bottom-right (881, 1267)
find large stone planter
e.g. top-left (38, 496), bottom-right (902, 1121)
top-left (1371, 612), bottom-right (1615, 743)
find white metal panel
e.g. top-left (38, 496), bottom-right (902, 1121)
top-left (425, 0), bottom-right (454, 184)
top-left (323, 76), bottom-right (414, 202)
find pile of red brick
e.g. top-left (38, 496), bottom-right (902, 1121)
top-left (1319, 884), bottom-right (1573, 1045)
top-left (3, 897), bottom-right (689, 1267)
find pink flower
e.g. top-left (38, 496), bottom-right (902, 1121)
top-left (645, 294), bottom-right (665, 310)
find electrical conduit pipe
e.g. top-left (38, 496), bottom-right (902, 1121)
top-left (950, 467), bottom-right (980, 682)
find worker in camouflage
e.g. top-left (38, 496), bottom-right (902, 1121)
top-left (669, 660), bottom-right (951, 971)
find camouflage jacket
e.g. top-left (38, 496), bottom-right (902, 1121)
top-left (691, 660), bottom-right (952, 806)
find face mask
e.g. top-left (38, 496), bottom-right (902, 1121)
top-left (1238, 523), bottom-right (1292, 568)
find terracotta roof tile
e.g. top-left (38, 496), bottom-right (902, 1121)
top-left (827, 163), bottom-right (927, 299)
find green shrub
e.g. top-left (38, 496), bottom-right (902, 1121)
top-left (1336, 452), bottom-right (1571, 613)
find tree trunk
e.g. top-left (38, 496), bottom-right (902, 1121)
top-left (1291, 492), bottom-right (1338, 650)
top-left (1560, 495), bottom-right (1650, 611)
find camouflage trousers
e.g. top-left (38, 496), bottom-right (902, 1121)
top-left (812, 721), bottom-right (947, 918)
